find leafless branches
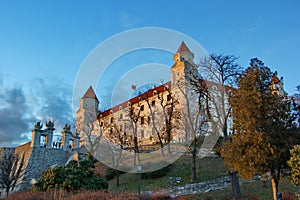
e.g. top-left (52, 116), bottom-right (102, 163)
top-left (0, 152), bottom-right (25, 197)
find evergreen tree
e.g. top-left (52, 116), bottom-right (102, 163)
top-left (221, 58), bottom-right (295, 200)
top-left (32, 160), bottom-right (108, 192)
top-left (288, 145), bottom-right (300, 187)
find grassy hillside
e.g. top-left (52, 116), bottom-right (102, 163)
top-left (3, 155), bottom-right (298, 200)
top-left (106, 155), bottom-right (227, 192)
top-left (104, 155), bottom-right (298, 199)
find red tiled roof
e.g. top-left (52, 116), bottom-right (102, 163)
top-left (82, 86), bottom-right (99, 102)
top-left (98, 79), bottom-right (234, 119)
top-left (176, 41), bottom-right (191, 53)
top-left (99, 82), bottom-right (171, 118)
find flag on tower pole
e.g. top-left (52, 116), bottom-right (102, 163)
top-left (132, 84), bottom-right (136, 90)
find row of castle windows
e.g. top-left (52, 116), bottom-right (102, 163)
top-left (100, 115), bottom-right (149, 127)
top-left (101, 105), bottom-right (172, 128)
top-left (110, 99), bottom-right (157, 115)
top-left (108, 127), bottom-right (151, 139)
top-left (106, 96), bottom-right (171, 123)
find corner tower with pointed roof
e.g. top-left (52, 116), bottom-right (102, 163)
top-left (76, 86), bottom-right (99, 140)
top-left (171, 41), bottom-right (198, 87)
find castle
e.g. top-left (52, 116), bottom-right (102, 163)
top-left (0, 42), bottom-right (285, 196)
top-left (76, 42), bottom-right (203, 147)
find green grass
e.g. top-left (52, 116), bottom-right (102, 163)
top-left (183, 178), bottom-right (298, 200)
top-left (106, 155), bottom-right (298, 199)
top-left (107, 155), bottom-right (227, 192)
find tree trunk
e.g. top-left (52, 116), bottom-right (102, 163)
top-left (6, 187), bottom-right (10, 197)
top-left (134, 135), bottom-right (138, 166)
top-left (116, 170), bottom-right (120, 187)
top-left (192, 147), bottom-right (197, 181)
top-left (167, 125), bottom-right (172, 154)
top-left (271, 170), bottom-right (279, 200)
top-left (223, 129), bottom-right (242, 199)
top-left (229, 171), bottom-right (241, 199)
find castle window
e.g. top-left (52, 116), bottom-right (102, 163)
top-left (110, 128), bottom-right (113, 134)
top-left (110, 117), bottom-right (114, 124)
top-left (141, 117), bottom-right (145, 125)
top-left (212, 85), bottom-right (217, 91)
top-left (110, 110), bottom-right (113, 114)
top-left (140, 105), bottom-right (144, 111)
top-left (167, 94), bottom-right (171, 101)
top-left (228, 90), bottom-right (233, 96)
top-left (141, 130), bottom-right (144, 138)
top-left (151, 100), bottom-right (155, 107)
top-left (119, 106), bottom-right (123, 110)
top-left (119, 113), bottom-right (123, 119)
top-left (100, 121), bottom-right (103, 127)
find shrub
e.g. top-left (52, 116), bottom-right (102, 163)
top-left (104, 168), bottom-right (118, 180)
top-left (32, 160), bottom-right (108, 192)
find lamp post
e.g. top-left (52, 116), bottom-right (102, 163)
top-left (138, 164), bottom-right (142, 199)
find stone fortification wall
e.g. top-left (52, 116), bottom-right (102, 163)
top-left (15, 142), bottom-right (33, 169)
top-left (0, 147), bottom-right (15, 158)
top-left (17, 146), bottom-right (71, 191)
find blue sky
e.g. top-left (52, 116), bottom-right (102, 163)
top-left (0, 0), bottom-right (299, 146)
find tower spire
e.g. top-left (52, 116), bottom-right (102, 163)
top-left (176, 41), bottom-right (191, 53)
top-left (82, 86), bottom-right (99, 102)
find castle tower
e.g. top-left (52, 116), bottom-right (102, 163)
top-left (171, 42), bottom-right (199, 142)
top-left (171, 41), bottom-right (198, 87)
top-left (76, 86), bottom-right (99, 137)
top-left (271, 72), bottom-right (286, 96)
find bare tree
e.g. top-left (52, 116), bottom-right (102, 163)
top-left (0, 152), bottom-right (25, 197)
top-left (176, 77), bottom-right (209, 181)
top-left (127, 100), bottom-right (142, 166)
top-left (199, 53), bottom-right (242, 199)
top-left (106, 121), bottom-right (133, 187)
top-left (145, 85), bottom-right (180, 155)
top-left (77, 114), bottom-right (108, 155)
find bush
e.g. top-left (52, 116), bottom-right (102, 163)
top-left (32, 160), bottom-right (108, 192)
top-left (104, 168), bottom-right (118, 180)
